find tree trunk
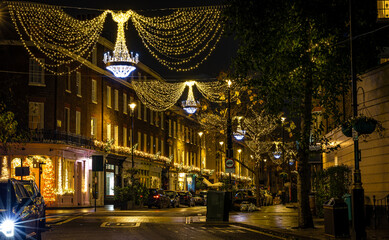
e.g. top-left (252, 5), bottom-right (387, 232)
top-left (255, 165), bottom-right (261, 207)
top-left (297, 69), bottom-right (314, 228)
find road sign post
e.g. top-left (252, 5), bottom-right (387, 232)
top-left (225, 158), bottom-right (235, 174)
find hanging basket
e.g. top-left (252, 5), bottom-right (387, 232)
top-left (353, 117), bottom-right (377, 135)
top-left (341, 123), bottom-right (353, 137)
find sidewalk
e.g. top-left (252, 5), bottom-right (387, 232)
top-left (230, 204), bottom-right (389, 240)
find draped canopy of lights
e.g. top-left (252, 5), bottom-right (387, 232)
top-left (6, 1), bottom-right (225, 74)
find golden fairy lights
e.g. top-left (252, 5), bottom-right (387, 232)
top-left (7, 1), bottom-right (108, 75)
top-left (132, 79), bottom-right (231, 111)
top-left (6, 1), bottom-right (225, 73)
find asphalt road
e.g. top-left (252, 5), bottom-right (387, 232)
top-left (40, 206), bottom-right (288, 240)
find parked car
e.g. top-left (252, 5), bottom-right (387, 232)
top-left (199, 191), bottom-right (208, 206)
top-left (164, 190), bottom-right (180, 208)
top-left (234, 189), bottom-right (256, 205)
top-left (177, 191), bottom-right (195, 207)
top-left (19, 180), bottom-right (46, 229)
top-left (193, 194), bottom-right (206, 206)
top-left (0, 178), bottom-right (44, 240)
top-left (147, 189), bottom-right (170, 209)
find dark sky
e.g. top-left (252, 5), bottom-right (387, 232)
top-left (42, 0), bottom-right (237, 81)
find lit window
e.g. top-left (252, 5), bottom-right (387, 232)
top-left (29, 58), bottom-right (45, 86)
top-left (123, 127), bottom-right (127, 146)
top-left (76, 72), bottom-right (82, 97)
top-left (28, 102), bottom-right (44, 130)
top-left (114, 125), bottom-right (118, 145)
top-left (123, 93), bottom-right (127, 114)
top-left (107, 86), bottom-right (111, 108)
top-left (91, 79), bottom-right (97, 103)
top-left (76, 111), bottom-right (81, 135)
top-left (91, 117), bottom-right (97, 137)
top-left (107, 123), bottom-right (112, 141)
top-left (114, 89), bottom-right (119, 111)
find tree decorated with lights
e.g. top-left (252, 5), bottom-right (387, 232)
top-left (224, 0), bottom-right (378, 228)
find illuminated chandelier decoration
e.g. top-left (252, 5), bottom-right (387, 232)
top-left (7, 2), bottom-right (225, 74)
top-left (132, 79), bottom-right (232, 111)
top-left (103, 11), bottom-right (139, 78)
top-left (182, 81), bottom-right (200, 114)
top-left (233, 116), bottom-right (246, 140)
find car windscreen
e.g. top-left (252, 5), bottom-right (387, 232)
top-left (164, 191), bottom-right (174, 196)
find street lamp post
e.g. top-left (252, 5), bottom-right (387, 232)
top-left (226, 80), bottom-right (233, 185)
top-left (219, 141), bottom-right (224, 175)
top-left (238, 149), bottom-right (242, 186)
top-left (349, 1), bottom-right (366, 239)
top-left (198, 131), bottom-right (203, 173)
top-left (129, 103), bottom-right (136, 183)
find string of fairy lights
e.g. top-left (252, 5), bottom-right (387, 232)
top-left (6, 1), bottom-right (225, 74)
top-left (7, 2), bottom-right (109, 75)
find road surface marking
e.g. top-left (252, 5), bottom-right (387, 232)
top-left (100, 222), bottom-right (141, 228)
top-left (53, 216), bottom-right (82, 225)
top-left (231, 225), bottom-right (287, 240)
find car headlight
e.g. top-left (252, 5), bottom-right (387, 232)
top-left (0, 219), bottom-right (15, 238)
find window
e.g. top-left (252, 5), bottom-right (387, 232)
top-left (137, 101), bottom-right (142, 120)
top-left (150, 135), bottom-right (154, 154)
top-left (143, 133), bottom-right (147, 152)
top-left (28, 102), bottom-right (44, 129)
top-left (76, 111), bottom-right (81, 135)
top-left (114, 89), bottom-right (119, 111)
top-left (29, 58), bottom-right (45, 86)
top-left (65, 66), bottom-right (71, 92)
top-left (168, 119), bottom-right (172, 137)
top-left (150, 110), bottom-right (154, 125)
top-left (91, 79), bottom-right (97, 103)
top-left (123, 93), bottom-right (127, 114)
top-left (107, 86), bottom-right (111, 108)
top-left (91, 117), bottom-right (97, 137)
top-left (173, 121), bottom-right (176, 138)
top-left (155, 112), bottom-right (159, 127)
top-left (123, 127), bottom-right (127, 147)
top-left (378, 0), bottom-right (389, 18)
top-left (64, 107), bottom-right (70, 132)
top-left (76, 72), bottom-right (82, 97)
top-left (143, 106), bottom-right (147, 122)
top-left (114, 125), bottom-right (118, 145)
top-left (161, 139), bottom-right (164, 155)
top-left (161, 112), bottom-right (164, 129)
top-left (107, 123), bottom-right (112, 141)
top-left (137, 132), bottom-right (141, 150)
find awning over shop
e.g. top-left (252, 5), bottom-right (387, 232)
top-left (203, 177), bottom-right (213, 187)
top-left (202, 178), bottom-right (223, 188)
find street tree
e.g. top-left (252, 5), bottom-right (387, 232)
top-left (224, 0), bottom-right (378, 228)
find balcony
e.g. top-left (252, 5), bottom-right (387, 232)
top-left (30, 129), bottom-right (95, 149)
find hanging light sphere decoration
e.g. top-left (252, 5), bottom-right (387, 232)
top-left (182, 81), bottom-right (200, 114)
top-left (103, 11), bottom-right (139, 78)
top-left (233, 129), bottom-right (246, 140)
top-left (273, 151), bottom-right (282, 159)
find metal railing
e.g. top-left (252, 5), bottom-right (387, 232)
top-left (29, 129), bottom-right (95, 149)
top-left (373, 194), bottom-right (389, 229)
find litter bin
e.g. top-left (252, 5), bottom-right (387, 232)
top-left (206, 191), bottom-right (229, 222)
top-left (342, 193), bottom-right (352, 222)
top-left (323, 198), bottom-right (350, 238)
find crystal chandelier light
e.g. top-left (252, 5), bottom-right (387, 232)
top-left (182, 81), bottom-right (200, 114)
top-left (233, 116), bottom-right (246, 140)
top-left (104, 11), bottom-right (139, 78)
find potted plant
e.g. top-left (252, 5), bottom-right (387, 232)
top-left (352, 115), bottom-right (377, 135)
top-left (114, 186), bottom-right (133, 210)
top-left (341, 121), bottom-right (353, 137)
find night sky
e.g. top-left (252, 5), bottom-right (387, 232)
top-left (35, 0), bottom-right (237, 81)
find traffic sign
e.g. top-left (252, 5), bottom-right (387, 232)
top-left (225, 158), bottom-right (235, 174)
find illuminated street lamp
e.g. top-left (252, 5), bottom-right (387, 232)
top-left (198, 131), bottom-right (203, 173)
top-left (129, 103), bottom-right (136, 170)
